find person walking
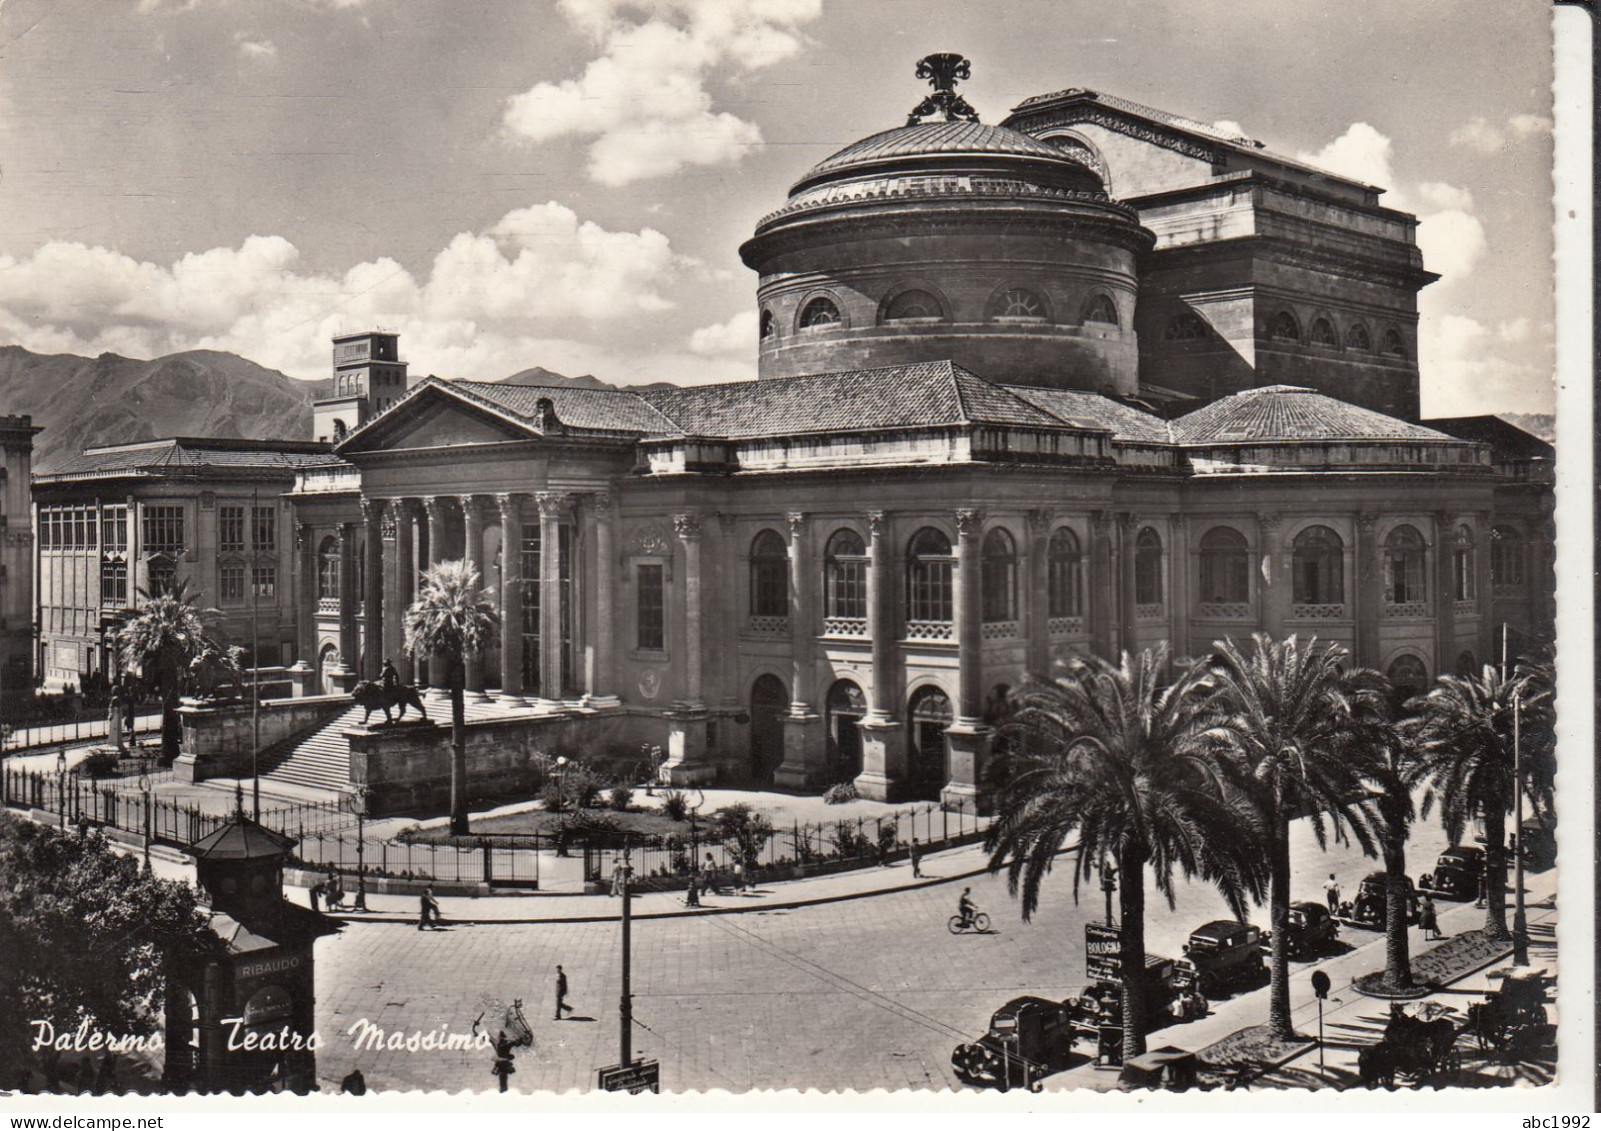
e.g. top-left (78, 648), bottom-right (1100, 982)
top-left (685, 875), bottom-right (701, 907)
top-left (553, 965), bottom-right (574, 1020)
top-left (909, 836), bottom-right (923, 879)
top-left (418, 886), bottom-right (442, 931)
top-left (1324, 873), bottom-right (1342, 914)
top-left (1419, 895), bottom-right (1441, 941)
top-left (309, 881), bottom-right (323, 913)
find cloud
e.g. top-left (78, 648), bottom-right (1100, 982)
top-left (236, 37), bottom-right (278, 60)
top-left (503, 0), bottom-right (823, 185)
top-left (1509, 113), bottom-right (1553, 137)
top-left (1212, 119), bottom-right (1247, 139)
top-left (687, 309), bottom-right (757, 355)
top-left (1418, 302), bottom-right (1554, 415)
top-left (1449, 113), bottom-right (1554, 154)
top-left (1296, 122), bottom-right (1393, 187)
top-left (0, 201), bottom-right (734, 386)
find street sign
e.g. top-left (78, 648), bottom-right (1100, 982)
top-left (1310, 970), bottom-right (1331, 1000)
top-left (598, 1059), bottom-right (661, 1093)
top-left (1085, 922), bottom-right (1123, 982)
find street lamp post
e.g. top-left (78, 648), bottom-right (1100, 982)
top-left (1101, 862), bottom-right (1117, 927)
top-left (345, 789), bottom-right (369, 912)
top-left (56, 750), bottom-right (67, 829)
top-left (1511, 690), bottom-right (1528, 966)
top-left (138, 761), bottom-right (152, 872)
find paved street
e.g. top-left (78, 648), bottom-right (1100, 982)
top-left (309, 812), bottom-right (1503, 1093)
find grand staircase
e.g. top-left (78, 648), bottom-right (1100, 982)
top-left (257, 703), bottom-right (368, 794)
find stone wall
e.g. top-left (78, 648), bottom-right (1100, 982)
top-left (174, 694), bottom-right (351, 783)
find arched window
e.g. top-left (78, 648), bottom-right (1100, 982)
top-left (332, 419), bottom-right (348, 441)
top-left (1134, 527), bottom-right (1163, 607)
top-left (980, 528), bottom-right (1016, 622)
top-left (1271, 310), bottom-right (1301, 342)
top-left (884, 289), bottom-right (944, 322)
top-left (749, 530), bottom-right (789, 618)
top-left (1198, 527), bottom-right (1250, 604)
top-left (759, 308), bottom-right (775, 340)
top-left (906, 527), bottom-right (953, 624)
top-left (1309, 317), bottom-right (1338, 347)
top-left (1456, 650), bottom-right (1479, 677)
top-left (1384, 524), bottom-right (1427, 605)
top-left (989, 287), bottom-right (1047, 321)
top-left (799, 296), bottom-right (841, 329)
top-left (1047, 527), bottom-right (1082, 618)
top-left (1164, 312), bottom-right (1207, 340)
top-left (1292, 525), bottom-right (1345, 605)
top-left (1386, 654), bottom-right (1429, 705)
top-left (823, 529), bottom-right (867, 620)
top-left (1382, 328), bottom-right (1406, 357)
top-left (317, 536), bottom-right (340, 600)
top-left (1346, 322), bottom-right (1372, 351)
top-left (825, 679), bottom-right (867, 780)
top-left (907, 684), bottom-right (953, 795)
top-left (1491, 525), bottom-right (1525, 587)
top-left (1082, 294), bottom-right (1119, 325)
top-left (1452, 524), bottom-right (1475, 602)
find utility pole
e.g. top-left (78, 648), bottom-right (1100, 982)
top-left (619, 838), bottom-right (633, 1067)
top-left (1512, 689), bottom-right (1528, 966)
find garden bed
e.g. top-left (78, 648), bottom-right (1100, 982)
top-left (1353, 929), bottom-right (1511, 998)
top-left (1195, 1024), bottom-right (1316, 1085)
top-left (400, 805), bottom-right (688, 844)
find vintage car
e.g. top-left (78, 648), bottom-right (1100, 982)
top-left (1419, 845), bottom-right (1486, 901)
top-left (1336, 871), bottom-right (1420, 930)
top-left (1067, 954), bottom-right (1207, 1041)
top-left (1181, 920), bottom-right (1267, 998)
top-left (951, 995), bottom-right (1077, 1091)
top-left (1516, 820), bottom-right (1556, 872)
top-left (1262, 900), bottom-right (1340, 959)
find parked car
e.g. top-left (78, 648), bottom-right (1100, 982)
top-left (1516, 819), bottom-right (1556, 872)
top-left (1181, 920), bottom-right (1267, 997)
top-left (1262, 900), bottom-right (1340, 959)
top-left (951, 995), bottom-right (1078, 1091)
top-left (1419, 845), bottom-right (1485, 901)
top-left (1068, 954), bottom-right (1207, 1040)
top-left (1337, 871), bottom-right (1419, 931)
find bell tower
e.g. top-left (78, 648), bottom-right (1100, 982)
top-left (313, 330), bottom-right (409, 443)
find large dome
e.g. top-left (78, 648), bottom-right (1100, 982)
top-left (793, 120), bottom-right (1102, 195)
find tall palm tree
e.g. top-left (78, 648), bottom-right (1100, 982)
top-left (985, 645), bottom-right (1268, 1070)
top-left (1202, 633), bottom-right (1382, 1040)
top-left (401, 560), bottom-right (497, 836)
top-left (1369, 717), bottom-right (1418, 994)
top-left (1402, 662), bottom-right (1551, 941)
top-left (116, 580), bottom-right (217, 763)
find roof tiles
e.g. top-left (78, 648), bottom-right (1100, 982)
top-left (1172, 386), bottom-right (1459, 444)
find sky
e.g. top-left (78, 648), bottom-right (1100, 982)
top-left (0, 0), bottom-right (1561, 415)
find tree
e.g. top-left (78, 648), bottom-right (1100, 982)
top-left (1401, 662), bottom-right (1551, 941)
top-left (1369, 714), bottom-right (1418, 994)
top-left (712, 803), bottom-right (775, 868)
top-left (0, 813), bottom-right (221, 1087)
top-left (985, 646), bottom-right (1267, 1070)
top-left (1202, 633), bottom-right (1382, 1041)
top-left (116, 580), bottom-right (218, 763)
top-left (401, 560), bottom-right (498, 837)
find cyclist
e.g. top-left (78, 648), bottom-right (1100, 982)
top-left (957, 887), bottom-right (978, 929)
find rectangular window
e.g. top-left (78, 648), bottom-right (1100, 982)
top-left (147, 563), bottom-right (176, 598)
top-left (1048, 557), bottom-right (1082, 618)
top-left (559, 523), bottom-right (573, 694)
top-left (826, 557), bottom-right (866, 619)
top-left (100, 560), bottom-right (127, 607)
top-left (220, 565), bottom-right (246, 602)
top-left (252, 506), bottom-right (276, 552)
top-left (144, 506), bottom-right (185, 553)
top-left (253, 565), bottom-right (277, 600)
top-left (219, 506), bottom-right (246, 552)
top-left (637, 563), bottom-right (665, 651)
top-left (519, 522), bottom-right (541, 691)
top-left (102, 506), bottom-right (127, 551)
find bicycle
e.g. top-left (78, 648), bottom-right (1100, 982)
top-left (948, 911), bottom-right (991, 934)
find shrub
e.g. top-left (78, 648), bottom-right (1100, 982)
top-left (539, 779), bottom-right (571, 813)
top-left (551, 810), bottom-right (621, 843)
top-left (570, 765), bottom-right (605, 809)
top-left (661, 789), bottom-right (689, 822)
top-left (608, 785), bottom-right (633, 812)
top-left (831, 819), bottom-right (871, 859)
top-left (822, 781), bottom-right (858, 805)
top-left (712, 803), bottom-right (775, 868)
top-left (80, 747), bottom-right (121, 779)
top-left (876, 818), bottom-right (899, 856)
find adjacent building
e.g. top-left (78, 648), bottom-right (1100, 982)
top-left (1, 415), bottom-right (40, 700)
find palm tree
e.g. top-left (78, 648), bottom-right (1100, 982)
top-left (116, 580), bottom-right (217, 763)
top-left (1402, 662), bottom-right (1551, 941)
top-left (985, 645), bottom-right (1268, 1070)
top-left (1369, 717), bottom-right (1418, 994)
top-left (401, 560), bottom-right (498, 836)
top-left (1202, 633), bottom-right (1382, 1040)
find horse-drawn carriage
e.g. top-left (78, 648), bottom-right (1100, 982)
top-left (1465, 969), bottom-right (1551, 1062)
top-left (1357, 1001), bottom-right (1461, 1088)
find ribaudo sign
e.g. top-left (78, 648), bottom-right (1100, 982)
top-left (1085, 923), bottom-right (1123, 982)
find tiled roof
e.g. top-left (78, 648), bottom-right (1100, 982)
top-left (44, 439), bottom-right (333, 477)
top-left (187, 814), bottom-right (297, 860)
top-left (1003, 386), bottom-right (1174, 442)
top-left (1172, 386), bottom-right (1459, 444)
top-left (798, 121), bottom-right (1082, 188)
top-left (639, 362), bottom-right (1068, 439)
top-left (445, 381), bottom-right (681, 435)
top-left (1423, 415), bottom-right (1555, 460)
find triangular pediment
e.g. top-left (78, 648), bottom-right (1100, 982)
top-left (337, 384), bottom-right (536, 455)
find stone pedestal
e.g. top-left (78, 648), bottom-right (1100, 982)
top-left (327, 665), bottom-right (359, 695)
top-left (580, 694), bottom-right (622, 710)
top-left (774, 712), bottom-right (825, 791)
top-left (173, 700), bottom-right (252, 782)
top-left (941, 722), bottom-right (993, 813)
top-left (853, 714), bottom-right (905, 801)
top-left (287, 661), bottom-right (316, 699)
top-left (662, 709), bottom-right (716, 784)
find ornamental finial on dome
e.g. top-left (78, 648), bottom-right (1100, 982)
top-left (907, 53), bottom-right (980, 126)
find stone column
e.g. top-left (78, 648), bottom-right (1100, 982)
top-left (1117, 512), bottom-right (1139, 658)
top-left (1168, 517), bottom-right (1190, 659)
top-left (459, 495), bottom-right (487, 699)
top-left (288, 522), bottom-right (317, 696)
top-left (1258, 512), bottom-right (1285, 643)
top-left (1433, 510), bottom-right (1456, 676)
top-left (585, 490), bottom-right (620, 708)
top-left (855, 509), bottom-right (904, 801)
top-left (422, 497), bottom-right (448, 692)
top-left (662, 511), bottom-right (712, 784)
top-left (777, 511), bottom-right (824, 790)
top-left (535, 492), bottom-right (568, 709)
top-left (361, 499), bottom-right (385, 680)
top-left (943, 507), bottom-right (992, 811)
top-left (1088, 511), bottom-right (1114, 661)
top-left (393, 500), bottom-right (416, 684)
top-left (330, 522), bottom-right (358, 692)
top-left (1024, 509), bottom-right (1051, 675)
top-left (495, 493), bottom-right (526, 706)
top-left (1475, 510), bottom-right (1495, 668)
top-left (1354, 513), bottom-right (1381, 669)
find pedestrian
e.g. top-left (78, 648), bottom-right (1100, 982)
top-left (309, 881), bottom-right (323, 913)
top-left (92, 1053), bottom-right (118, 1095)
top-left (733, 857), bottom-right (746, 891)
top-left (1324, 873), bottom-right (1341, 913)
top-left (554, 964), bottom-right (574, 1020)
top-left (418, 887), bottom-right (434, 931)
top-left (325, 869), bottom-right (344, 911)
top-left (1419, 895), bottom-right (1440, 941)
top-left (340, 1067), bottom-right (367, 1095)
top-left (909, 836), bottom-right (923, 878)
top-left (685, 876), bottom-right (701, 907)
top-left (610, 857), bottom-right (625, 898)
top-left (491, 1031), bottom-right (515, 1093)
